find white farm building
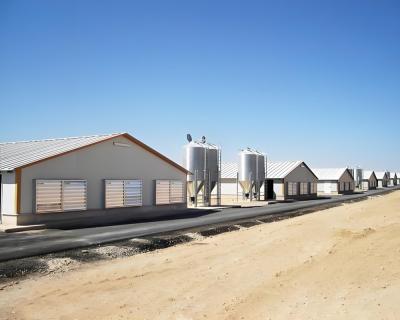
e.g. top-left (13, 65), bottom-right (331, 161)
top-left (265, 161), bottom-right (318, 201)
top-left (0, 133), bottom-right (188, 226)
top-left (361, 170), bottom-right (378, 191)
top-left (388, 172), bottom-right (397, 186)
top-left (375, 171), bottom-right (389, 188)
top-left (312, 168), bottom-right (355, 196)
top-left (218, 160), bottom-right (317, 202)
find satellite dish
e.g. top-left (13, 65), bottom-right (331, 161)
top-left (201, 136), bottom-right (206, 143)
top-left (186, 134), bottom-right (192, 142)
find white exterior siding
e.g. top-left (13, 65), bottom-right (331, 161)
top-left (0, 171), bottom-right (17, 215)
top-left (220, 182), bottom-right (238, 195)
top-left (268, 163), bottom-right (317, 201)
top-left (274, 182), bottom-right (284, 199)
top-left (318, 182), bottom-right (338, 194)
top-left (362, 177), bottom-right (378, 191)
top-left (282, 165), bottom-right (317, 200)
top-left (316, 169), bottom-right (354, 195)
top-left (19, 136), bottom-right (186, 214)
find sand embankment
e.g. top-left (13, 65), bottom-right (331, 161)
top-left (1, 191), bottom-right (400, 320)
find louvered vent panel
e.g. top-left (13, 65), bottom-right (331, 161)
top-left (155, 180), bottom-right (170, 205)
top-left (124, 180), bottom-right (142, 206)
top-left (36, 180), bottom-right (87, 213)
top-left (105, 180), bottom-right (124, 208)
top-left (155, 180), bottom-right (185, 205)
top-left (169, 180), bottom-right (185, 203)
top-left (36, 180), bottom-right (62, 213)
top-left (105, 180), bottom-right (142, 208)
top-left (63, 180), bottom-right (87, 211)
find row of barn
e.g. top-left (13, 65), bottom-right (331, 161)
top-left (219, 161), bottom-right (399, 201)
top-left (0, 132), bottom-right (398, 226)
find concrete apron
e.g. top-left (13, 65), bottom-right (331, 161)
top-left (1, 204), bottom-right (189, 230)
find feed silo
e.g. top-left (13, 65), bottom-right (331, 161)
top-left (348, 166), bottom-right (363, 190)
top-left (238, 148), bottom-right (266, 200)
top-left (355, 168), bottom-right (363, 189)
top-left (183, 136), bottom-right (221, 207)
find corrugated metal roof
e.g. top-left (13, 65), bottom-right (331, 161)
top-left (362, 170), bottom-right (375, 180)
top-left (221, 162), bottom-right (238, 179)
top-left (221, 160), bottom-right (306, 179)
top-left (0, 133), bottom-right (122, 171)
top-left (266, 161), bottom-right (303, 179)
top-left (312, 168), bottom-right (349, 181)
top-left (375, 171), bottom-right (388, 180)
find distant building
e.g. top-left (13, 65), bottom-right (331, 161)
top-left (361, 170), bottom-right (378, 191)
top-left (0, 133), bottom-right (188, 226)
top-left (312, 168), bottom-right (355, 195)
top-left (219, 160), bottom-right (318, 202)
top-left (375, 171), bottom-right (389, 188)
top-left (265, 161), bottom-right (318, 201)
top-left (388, 172), bottom-right (397, 186)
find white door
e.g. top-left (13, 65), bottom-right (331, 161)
top-left (324, 183), bottom-right (331, 194)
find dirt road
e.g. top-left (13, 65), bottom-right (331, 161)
top-left (1, 191), bottom-right (400, 320)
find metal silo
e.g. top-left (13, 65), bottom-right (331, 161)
top-left (255, 151), bottom-right (266, 200)
top-left (183, 135), bottom-right (221, 207)
top-left (238, 148), bottom-right (266, 200)
top-left (348, 166), bottom-right (363, 189)
top-left (255, 150), bottom-right (266, 183)
top-left (355, 168), bottom-right (363, 189)
top-left (238, 149), bottom-right (256, 197)
top-left (206, 144), bottom-right (219, 192)
top-left (184, 141), bottom-right (206, 199)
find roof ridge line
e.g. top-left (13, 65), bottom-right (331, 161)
top-left (0, 133), bottom-right (123, 145)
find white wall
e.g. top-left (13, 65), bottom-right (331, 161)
top-left (362, 181), bottom-right (369, 191)
top-left (318, 182), bottom-right (338, 194)
top-left (318, 171), bottom-right (355, 195)
top-left (274, 182), bottom-right (284, 198)
top-left (20, 136), bottom-right (186, 214)
top-left (217, 181), bottom-right (264, 194)
top-left (220, 182), bottom-right (239, 195)
top-left (1, 171), bottom-right (17, 215)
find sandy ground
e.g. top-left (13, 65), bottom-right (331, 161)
top-left (1, 191), bottom-right (400, 320)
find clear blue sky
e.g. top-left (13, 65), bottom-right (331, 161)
top-left (1, 0), bottom-right (399, 171)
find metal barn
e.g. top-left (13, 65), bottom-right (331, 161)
top-left (388, 172), bottom-right (397, 186)
top-left (361, 170), bottom-right (378, 191)
top-left (312, 168), bottom-right (355, 195)
top-left (218, 162), bottom-right (265, 203)
top-left (266, 161), bottom-right (318, 201)
top-left (0, 133), bottom-right (188, 226)
top-left (375, 171), bottom-right (389, 188)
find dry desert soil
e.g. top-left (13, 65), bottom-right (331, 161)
top-left (1, 191), bottom-right (400, 320)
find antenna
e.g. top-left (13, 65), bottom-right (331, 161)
top-left (186, 134), bottom-right (192, 143)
